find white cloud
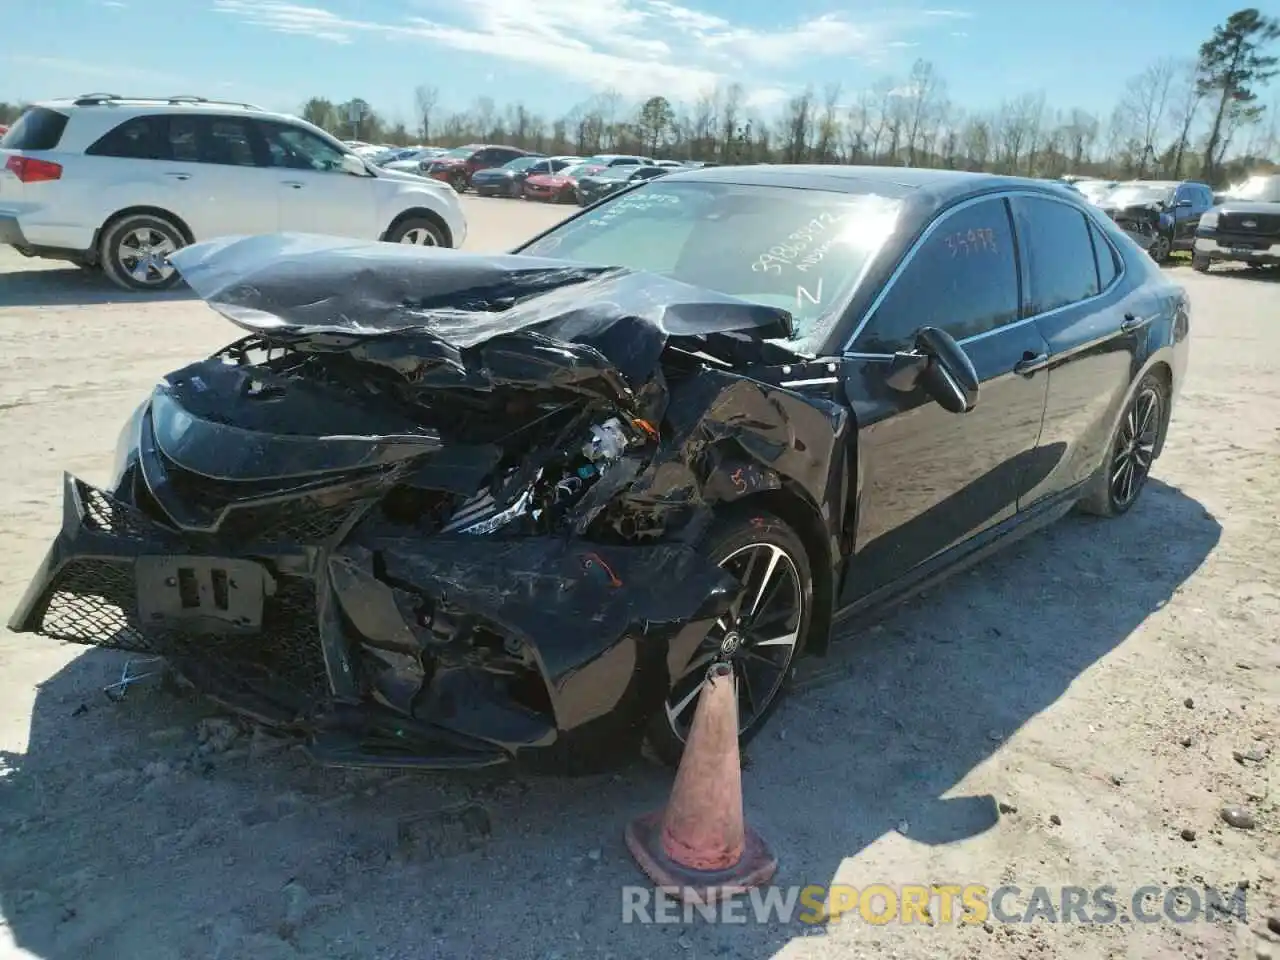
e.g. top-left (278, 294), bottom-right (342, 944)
top-left (2, 54), bottom-right (181, 86)
top-left (211, 0), bottom-right (969, 104)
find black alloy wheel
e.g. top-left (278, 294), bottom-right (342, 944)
top-left (1079, 372), bottom-right (1167, 517)
top-left (647, 510), bottom-right (811, 767)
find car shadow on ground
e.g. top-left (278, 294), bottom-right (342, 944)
top-left (0, 479), bottom-right (1220, 959)
top-left (0, 266), bottom-right (196, 307)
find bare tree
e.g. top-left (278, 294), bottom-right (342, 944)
top-left (780, 86), bottom-right (815, 163)
top-left (845, 88), bottom-right (873, 161)
top-left (413, 85), bottom-right (439, 143)
top-left (1167, 60), bottom-right (1204, 178)
top-left (960, 113), bottom-right (992, 170)
top-left (902, 59), bottom-right (945, 165)
top-left (690, 86), bottom-right (720, 161)
top-left (1059, 108), bottom-right (1100, 170)
top-left (1113, 59), bottom-right (1177, 176)
top-left (719, 83), bottom-right (744, 162)
top-left (814, 83), bottom-right (842, 161)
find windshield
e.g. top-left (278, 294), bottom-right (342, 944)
top-left (1225, 176), bottom-right (1280, 202)
top-left (1105, 184), bottom-right (1174, 206)
top-left (554, 163), bottom-right (597, 178)
top-left (440, 146), bottom-right (478, 159)
top-left (1075, 180), bottom-right (1115, 201)
top-left (517, 181), bottom-right (902, 354)
top-left (500, 157), bottom-right (539, 172)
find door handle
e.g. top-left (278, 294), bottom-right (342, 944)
top-left (164, 172), bottom-right (191, 181)
top-left (1121, 313), bottom-right (1152, 333)
top-left (1014, 352), bottom-right (1049, 376)
top-left (283, 181), bottom-right (305, 189)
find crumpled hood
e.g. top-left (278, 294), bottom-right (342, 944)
top-left (167, 233), bottom-right (797, 398)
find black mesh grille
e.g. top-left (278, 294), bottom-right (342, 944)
top-left (1219, 212), bottom-right (1280, 235)
top-left (80, 483), bottom-right (162, 541)
top-left (213, 502), bottom-right (356, 545)
top-left (35, 559), bottom-right (331, 700)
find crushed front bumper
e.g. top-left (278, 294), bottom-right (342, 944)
top-left (10, 474), bottom-right (738, 770)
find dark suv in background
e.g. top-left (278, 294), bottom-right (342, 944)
top-left (1097, 180), bottom-right (1213, 263)
top-left (1192, 174), bottom-right (1280, 273)
top-left (422, 144), bottom-right (537, 191)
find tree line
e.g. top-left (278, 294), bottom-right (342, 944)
top-left (3, 8), bottom-right (1277, 186)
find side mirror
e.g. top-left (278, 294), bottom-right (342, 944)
top-left (884, 326), bottom-right (979, 414)
top-left (340, 154), bottom-right (370, 176)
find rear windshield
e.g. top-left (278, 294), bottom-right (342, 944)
top-left (0, 107), bottom-right (70, 151)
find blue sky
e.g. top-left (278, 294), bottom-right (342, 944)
top-left (0, 0), bottom-right (1263, 126)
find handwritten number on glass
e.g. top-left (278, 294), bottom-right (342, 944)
top-left (943, 228), bottom-right (997, 257)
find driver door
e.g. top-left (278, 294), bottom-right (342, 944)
top-left (254, 119), bottom-right (380, 239)
top-left (838, 195), bottom-right (1050, 602)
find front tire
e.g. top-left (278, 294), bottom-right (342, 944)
top-left (1078, 371), bottom-right (1168, 517)
top-left (1191, 253), bottom-right (1211, 273)
top-left (385, 217), bottom-right (447, 247)
top-left (99, 213), bottom-right (185, 292)
top-left (1148, 232), bottom-right (1173, 265)
top-left (646, 509), bottom-right (812, 768)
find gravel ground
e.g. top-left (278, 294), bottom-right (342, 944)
top-left (0, 197), bottom-right (1277, 960)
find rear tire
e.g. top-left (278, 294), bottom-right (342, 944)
top-left (99, 213), bottom-right (185, 292)
top-left (645, 508), bottom-right (812, 768)
top-left (1077, 371), bottom-right (1169, 518)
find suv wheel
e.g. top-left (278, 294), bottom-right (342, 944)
top-left (386, 217), bottom-right (447, 247)
top-left (1191, 253), bottom-right (1211, 273)
top-left (100, 214), bottom-right (185, 291)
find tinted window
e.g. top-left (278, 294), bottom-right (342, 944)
top-left (632, 168), bottom-right (667, 181)
top-left (258, 121), bottom-right (346, 171)
top-left (860, 198), bottom-right (1018, 352)
top-left (1, 107), bottom-right (70, 150)
top-left (549, 159), bottom-right (572, 172)
top-left (1089, 221), bottom-right (1119, 289)
top-left (1015, 196), bottom-right (1100, 315)
top-left (169, 116), bottom-right (199, 161)
top-left (202, 117), bottom-right (257, 166)
top-left (85, 115), bottom-right (167, 159)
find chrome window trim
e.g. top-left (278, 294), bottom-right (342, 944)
top-left (840, 189), bottom-right (1128, 355)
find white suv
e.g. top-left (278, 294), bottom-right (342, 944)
top-left (0, 95), bottom-right (468, 291)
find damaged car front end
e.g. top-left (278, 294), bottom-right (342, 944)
top-left (9, 233), bottom-right (851, 772)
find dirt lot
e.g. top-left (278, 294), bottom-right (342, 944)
top-left (0, 197), bottom-right (1277, 960)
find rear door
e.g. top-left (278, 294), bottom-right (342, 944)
top-left (177, 114), bottom-right (278, 239)
top-left (1012, 194), bottom-right (1138, 505)
top-left (255, 119), bottom-right (378, 239)
top-left (839, 195), bottom-right (1051, 601)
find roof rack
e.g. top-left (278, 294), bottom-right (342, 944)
top-left (72, 93), bottom-right (264, 110)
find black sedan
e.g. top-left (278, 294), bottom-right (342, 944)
top-left (575, 164), bottom-right (671, 205)
top-left (471, 155), bottom-right (576, 198)
top-left (8, 167), bottom-right (1189, 774)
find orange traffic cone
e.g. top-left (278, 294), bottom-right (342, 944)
top-left (625, 661), bottom-right (777, 905)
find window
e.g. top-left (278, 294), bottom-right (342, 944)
top-left (0, 107), bottom-right (69, 151)
top-left (1014, 196), bottom-right (1100, 316)
top-left (1089, 220), bottom-right (1119, 290)
top-left (168, 116), bottom-right (199, 161)
top-left (85, 115), bottom-right (167, 159)
top-left (518, 181), bottom-right (904, 353)
top-left (202, 117), bottom-right (258, 166)
top-left (631, 168), bottom-right (667, 181)
top-left (257, 121), bottom-right (346, 172)
top-left (859, 198), bottom-right (1018, 353)
top-left (549, 159), bottom-right (573, 172)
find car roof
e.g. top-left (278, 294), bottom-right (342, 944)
top-left (658, 164), bottom-right (1088, 208)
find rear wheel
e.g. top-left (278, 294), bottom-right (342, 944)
top-left (450, 171), bottom-right (468, 193)
top-left (99, 213), bottom-right (185, 291)
top-left (646, 509), bottom-right (812, 768)
top-left (1078, 371), bottom-right (1168, 517)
